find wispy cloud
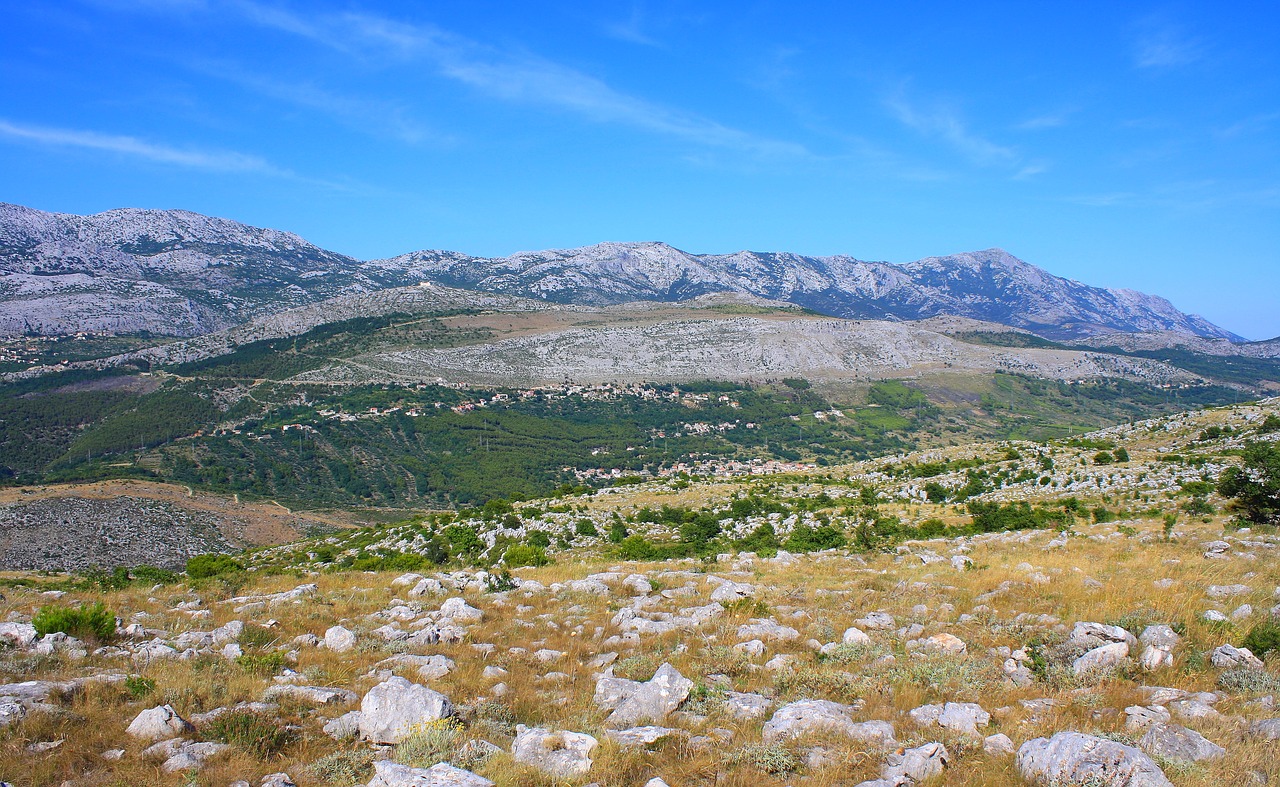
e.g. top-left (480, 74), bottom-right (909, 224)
top-left (1064, 180), bottom-right (1280, 211)
top-left (602, 4), bottom-right (661, 47)
top-left (885, 89), bottom-right (1019, 168)
top-left (186, 60), bottom-right (442, 145)
top-left (1016, 108), bottom-right (1076, 131)
top-left (1133, 17), bottom-right (1202, 69)
top-left (0, 118), bottom-right (280, 172)
top-left (228, 2), bottom-right (807, 158)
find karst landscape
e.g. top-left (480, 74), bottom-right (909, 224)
top-left (0, 201), bottom-right (1278, 787)
top-left (4, 4), bottom-right (1279, 787)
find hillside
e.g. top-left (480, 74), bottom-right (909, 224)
top-left (3, 292), bottom-right (1264, 513)
top-left (0, 203), bottom-right (417, 338)
top-left (0, 398), bottom-right (1277, 786)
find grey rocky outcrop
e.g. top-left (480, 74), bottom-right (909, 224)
top-left (600, 663), bottom-right (693, 728)
top-left (1137, 722), bottom-right (1225, 763)
top-left (510, 725), bottom-right (598, 777)
top-left (762, 700), bottom-right (895, 747)
top-left (358, 676), bottom-right (454, 744)
top-left (125, 704), bottom-right (194, 742)
top-left (1016, 731), bottom-right (1172, 786)
top-left (367, 760), bottom-right (494, 787)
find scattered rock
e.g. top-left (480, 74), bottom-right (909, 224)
top-left (358, 677), bottom-right (454, 744)
top-left (1138, 722), bottom-right (1225, 763)
top-left (1017, 731), bottom-right (1172, 786)
top-left (125, 705), bottom-right (194, 742)
top-left (762, 700), bottom-right (894, 747)
top-left (510, 725), bottom-right (598, 777)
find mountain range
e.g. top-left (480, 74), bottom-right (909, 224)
top-left (0, 203), bottom-right (1241, 342)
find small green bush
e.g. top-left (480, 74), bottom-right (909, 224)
top-left (124, 675), bottom-right (156, 700)
top-left (32, 602), bottom-right (115, 642)
top-left (205, 710), bottom-right (295, 757)
top-left (502, 544), bottom-right (550, 568)
top-left (1243, 620), bottom-right (1280, 659)
top-left (186, 553), bottom-right (245, 579)
top-left (235, 650), bottom-right (288, 675)
top-left (616, 534), bottom-right (658, 560)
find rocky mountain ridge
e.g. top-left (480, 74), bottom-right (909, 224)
top-left (375, 242), bottom-right (1237, 341)
top-left (0, 203), bottom-right (417, 337)
top-left (0, 203), bottom-right (1239, 342)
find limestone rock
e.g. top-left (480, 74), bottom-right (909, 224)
top-left (324, 625), bottom-right (357, 653)
top-left (1211, 644), bottom-right (1264, 669)
top-left (1073, 642), bottom-right (1129, 675)
top-left (367, 760), bottom-right (494, 787)
top-left (1138, 722), bottom-right (1225, 763)
top-left (263, 684), bottom-right (357, 705)
top-left (1016, 731), bottom-right (1172, 786)
top-left (762, 699), bottom-right (895, 747)
top-left (358, 676), bottom-right (454, 744)
top-left (125, 704), bottom-right (194, 742)
top-left (908, 702), bottom-right (990, 736)
top-left (605, 663), bottom-right (693, 728)
top-left (510, 725), bottom-right (598, 777)
top-left (922, 633), bottom-right (966, 656)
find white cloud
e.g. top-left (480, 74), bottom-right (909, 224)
top-left (229, 2), bottom-right (807, 158)
top-left (1133, 18), bottom-right (1202, 69)
top-left (885, 90), bottom-right (1018, 168)
top-left (0, 118), bottom-right (279, 172)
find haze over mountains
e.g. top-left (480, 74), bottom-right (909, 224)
top-left (0, 203), bottom-right (1241, 342)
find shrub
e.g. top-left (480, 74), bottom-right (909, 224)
top-left (784, 522), bottom-right (846, 552)
top-left (1260, 414), bottom-right (1280, 434)
top-left (1094, 451), bottom-right (1114, 465)
top-left (608, 520), bottom-right (629, 543)
top-left (502, 544), bottom-right (550, 568)
top-left (130, 565), bottom-right (180, 585)
top-left (32, 602), bottom-right (115, 642)
top-left (394, 718), bottom-right (462, 768)
top-left (1243, 621), bottom-right (1280, 659)
top-left (235, 650), bottom-right (288, 675)
top-left (1218, 667), bottom-right (1280, 694)
top-left (574, 518), bottom-right (598, 537)
top-left (124, 675), bottom-right (156, 700)
top-left (185, 553), bottom-right (245, 579)
top-left (1218, 441), bottom-right (1280, 524)
top-left (485, 570), bottom-right (518, 593)
top-left (205, 710), bottom-right (295, 757)
top-left (307, 748), bottom-right (377, 785)
top-left (616, 535), bottom-right (659, 561)
top-left (725, 743), bottom-right (800, 775)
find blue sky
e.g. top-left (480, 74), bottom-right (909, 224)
top-left (2, 2), bottom-right (1277, 339)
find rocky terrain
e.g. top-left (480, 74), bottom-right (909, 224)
top-left (374, 243), bottom-right (1236, 340)
top-left (0, 482), bottom-right (335, 571)
top-left (0, 398), bottom-right (1278, 785)
top-left (0, 203), bottom-right (1238, 343)
top-left (305, 313), bottom-right (1201, 387)
top-left (0, 203), bottom-right (417, 338)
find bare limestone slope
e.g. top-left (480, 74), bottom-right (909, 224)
top-left (297, 314), bottom-right (1200, 387)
